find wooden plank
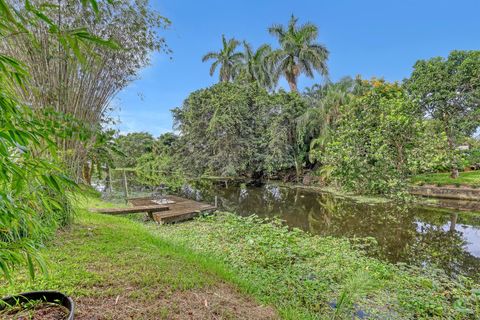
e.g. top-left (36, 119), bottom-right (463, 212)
top-left (153, 205), bottom-right (216, 224)
top-left (128, 197), bottom-right (176, 207)
top-left (112, 195), bottom-right (217, 223)
top-left (154, 211), bottom-right (200, 224)
top-left (90, 205), bottom-right (169, 215)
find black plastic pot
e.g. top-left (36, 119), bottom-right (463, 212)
top-left (0, 290), bottom-right (74, 320)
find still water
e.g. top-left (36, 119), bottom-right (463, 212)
top-left (180, 184), bottom-right (480, 282)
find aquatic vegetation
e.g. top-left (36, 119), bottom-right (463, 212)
top-left (157, 212), bottom-right (480, 319)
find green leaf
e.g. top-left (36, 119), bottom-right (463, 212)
top-left (26, 252), bottom-right (35, 280)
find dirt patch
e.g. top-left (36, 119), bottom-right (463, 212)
top-left (0, 303), bottom-right (69, 320)
top-left (75, 283), bottom-right (277, 320)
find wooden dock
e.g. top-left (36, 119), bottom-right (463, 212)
top-left (130, 195), bottom-right (216, 224)
top-left (91, 205), bottom-right (169, 215)
top-left (91, 195), bottom-right (216, 224)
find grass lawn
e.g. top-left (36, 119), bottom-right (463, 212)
top-left (0, 197), bottom-right (276, 320)
top-left (411, 170), bottom-right (480, 187)
top-left (1, 196), bottom-right (479, 319)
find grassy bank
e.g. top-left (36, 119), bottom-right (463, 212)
top-left (1, 197), bottom-right (479, 319)
top-left (0, 198), bottom-right (276, 319)
top-left (411, 171), bottom-right (480, 187)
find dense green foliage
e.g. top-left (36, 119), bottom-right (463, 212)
top-left (113, 132), bottom-right (155, 168)
top-left (264, 91), bottom-right (309, 178)
top-left (172, 82), bottom-right (311, 179)
top-left (0, 0), bottom-right (104, 280)
top-left (0, 94), bottom-right (77, 281)
top-left (321, 80), bottom-right (423, 195)
top-left (168, 74), bottom-right (479, 195)
top-left (171, 47), bottom-right (480, 196)
top-left (406, 50), bottom-right (480, 178)
top-left (172, 82), bottom-right (271, 177)
top-left (135, 133), bottom-right (185, 190)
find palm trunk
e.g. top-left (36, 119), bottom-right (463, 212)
top-left (286, 71), bottom-right (298, 92)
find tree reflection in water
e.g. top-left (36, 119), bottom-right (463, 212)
top-left (179, 182), bottom-right (480, 282)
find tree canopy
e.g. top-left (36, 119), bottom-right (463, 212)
top-left (322, 80), bottom-right (423, 195)
top-left (202, 35), bottom-right (244, 82)
top-left (1, 0), bottom-right (169, 179)
top-left (172, 82), bottom-right (271, 177)
top-left (269, 15), bottom-right (329, 92)
top-left (406, 50), bottom-right (480, 178)
top-left (202, 15), bottom-right (329, 92)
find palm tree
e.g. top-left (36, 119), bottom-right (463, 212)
top-left (240, 41), bottom-right (275, 90)
top-left (299, 78), bottom-right (356, 163)
top-left (269, 15), bottom-right (329, 92)
top-left (202, 35), bottom-right (244, 82)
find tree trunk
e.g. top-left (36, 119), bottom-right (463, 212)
top-left (83, 162), bottom-right (92, 185)
top-left (450, 168), bottom-right (459, 179)
top-left (449, 212), bottom-right (458, 232)
top-left (105, 164), bottom-right (112, 193)
top-left (446, 131), bottom-right (459, 179)
top-left (294, 158), bottom-right (301, 183)
top-left (286, 72), bottom-right (298, 92)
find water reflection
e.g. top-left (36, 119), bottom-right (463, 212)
top-left (180, 183), bottom-right (480, 282)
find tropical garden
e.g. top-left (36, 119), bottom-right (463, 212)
top-left (0, 0), bottom-right (479, 319)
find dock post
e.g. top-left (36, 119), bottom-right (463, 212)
top-left (122, 169), bottom-right (129, 202)
top-left (107, 166), bottom-right (113, 193)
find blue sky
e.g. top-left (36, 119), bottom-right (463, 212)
top-left (113, 0), bottom-right (480, 136)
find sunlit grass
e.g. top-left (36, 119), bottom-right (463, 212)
top-left (411, 171), bottom-right (480, 187)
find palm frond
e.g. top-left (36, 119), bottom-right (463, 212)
top-left (297, 22), bottom-right (318, 41)
top-left (268, 16), bottom-right (329, 90)
top-left (202, 51), bottom-right (219, 62)
top-left (209, 60), bottom-right (220, 76)
top-left (268, 24), bottom-right (285, 39)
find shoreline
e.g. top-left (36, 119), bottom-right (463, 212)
top-left (269, 181), bottom-right (480, 214)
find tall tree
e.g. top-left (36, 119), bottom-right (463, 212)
top-left (0, 0), bottom-right (114, 279)
top-left (264, 92), bottom-right (308, 181)
top-left (322, 80), bottom-right (423, 196)
top-left (172, 82), bottom-right (271, 177)
top-left (268, 15), bottom-right (329, 92)
top-left (202, 35), bottom-right (244, 82)
top-left (239, 42), bottom-right (275, 90)
top-left (2, 0), bottom-right (169, 180)
top-left (301, 78), bottom-right (358, 164)
top-left (406, 50), bottom-right (480, 178)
